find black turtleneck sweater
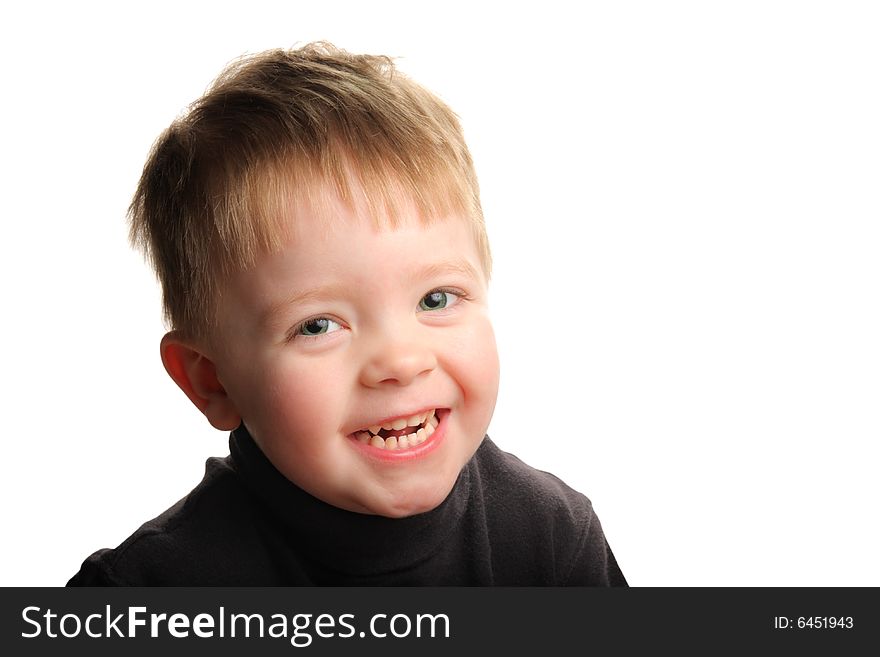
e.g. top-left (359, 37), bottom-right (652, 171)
top-left (67, 427), bottom-right (626, 586)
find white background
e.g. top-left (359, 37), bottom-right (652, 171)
top-left (2, 1), bottom-right (877, 586)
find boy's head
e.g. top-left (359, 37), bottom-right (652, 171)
top-left (130, 43), bottom-right (500, 518)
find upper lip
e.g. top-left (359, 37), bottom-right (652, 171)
top-left (348, 406), bottom-right (444, 434)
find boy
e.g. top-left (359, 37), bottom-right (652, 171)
top-left (68, 43), bottom-right (626, 586)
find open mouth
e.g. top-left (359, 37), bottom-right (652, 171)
top-left (351, 409), bottom-right (442, 451)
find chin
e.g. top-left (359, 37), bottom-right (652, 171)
top-left (367, 480), bottom-right (455, 518)
top-left (378, 499), bottom-right (439, 519)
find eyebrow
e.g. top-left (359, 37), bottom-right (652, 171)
top-left (414, 258), bottom-right (482, 286)
top-left (261, 257), bottom-right (481, 327)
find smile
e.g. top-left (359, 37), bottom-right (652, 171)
top-left (351, 409), bottom-right (441, 451)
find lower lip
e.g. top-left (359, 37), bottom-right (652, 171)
top-left (349, 410), bottom-right (449, 463)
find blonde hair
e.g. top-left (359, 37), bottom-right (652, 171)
top-left (129, 42), bottom-right (489, 341)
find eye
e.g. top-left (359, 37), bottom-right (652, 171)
top-left (418, 289), bottom-right (462, 312)
top-left (296, 317), bottom-right (342, 337)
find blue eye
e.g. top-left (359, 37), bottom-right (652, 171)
top-left (297, 317), bottom-right (341, 336)
top-left (418, 290), bottom-right (461, 311)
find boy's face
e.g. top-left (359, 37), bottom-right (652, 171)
top-left (208, 193), bottom-right (499, 518)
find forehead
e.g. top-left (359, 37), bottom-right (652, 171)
top-left (263, 175), bottom-right (482, 263)
top-left (267, 199), bottom-right (482, 281)
top-left (237, 160), bottom-right (489, 279)
top-left (219, 191), bottom-right (485, 322)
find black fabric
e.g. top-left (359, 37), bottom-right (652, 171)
top-left (68, 426), bottom-right (627, 586)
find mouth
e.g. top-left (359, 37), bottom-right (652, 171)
top-left (350, 408), bottom-right (444, 452)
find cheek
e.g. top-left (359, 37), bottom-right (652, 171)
top-left (449, 317), bottom-right (501, 411)
top-left (240, 355), bottom-right (349, 442)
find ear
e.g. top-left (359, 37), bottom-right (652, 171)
top-left (160, 332), bottom-right (242, 431)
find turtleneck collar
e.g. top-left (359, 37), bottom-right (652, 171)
top-left (228, 424), bottom-right (473, 577)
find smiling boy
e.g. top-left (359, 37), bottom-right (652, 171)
top-left (211, 202), bottom-right (498, 520)
top-left (68, 43), bottom-right (626, 585)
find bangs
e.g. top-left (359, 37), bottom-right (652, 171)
top-left (230, 142), bottom-right (484, 261)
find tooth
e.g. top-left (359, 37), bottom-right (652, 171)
top-left (385, 436), bottom-right (398, 450)
top-left (414, 428), bottom-right (427, 444)
top-left (356, 432), bottom-right (371, 443)
top-left (428, 412), bottom-right (439, 428)
top-left (391, 418), bottom-right (407, 430)
top-left (425, 422), bottom-right (435, 437)
top-left (398, 435), bottom-right (410, 450)
top-left (369, 425), bottom-right (381, 435)
top-left (369, 435), bottom-right (386, 449)
top-left (406, 414), bottom-right (422, 427)
top-left (381, 423), bottom-right (393, 431)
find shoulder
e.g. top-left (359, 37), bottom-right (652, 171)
top-left (68, 456), bottom-right (269, 586)
top-left (470, 438), bottom-right (626, 586)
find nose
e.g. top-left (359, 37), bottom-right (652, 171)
top-left (359, 331), bottom-right (437, 388)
